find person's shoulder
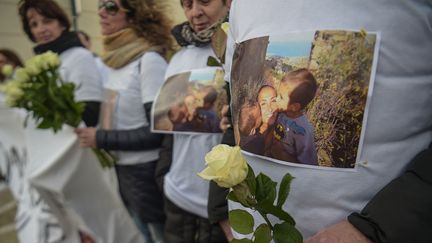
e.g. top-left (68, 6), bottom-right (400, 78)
top-left (60, 47), bottom-right (96, 67)
top-left (61, 47), bottom-right (93, 59)
top-left (141, 51), bottom-right (167, 66)
top-left (166, 45), bottom-right (214, 78)
top-left (170, 45), bottom-right (213, 63)
top-left (169, 47), bottom-right (190, 63)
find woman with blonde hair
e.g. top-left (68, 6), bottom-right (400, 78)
top-left (76, 0), bottom-right (174, 242)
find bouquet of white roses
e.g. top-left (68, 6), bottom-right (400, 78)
top-left (0, 51), bottom-right (115, 168)
top-left (198, 144), bottom-right (302, 243)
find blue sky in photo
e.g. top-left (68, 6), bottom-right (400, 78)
top-left (189, 68), bottom-right (216, 82)
top-left (267, 41), bottom-right (312, 57)
top-left (267, 31), bottom-right (315, 58)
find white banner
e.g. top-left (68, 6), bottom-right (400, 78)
top-left (0, 106), bottom-right (145, 243)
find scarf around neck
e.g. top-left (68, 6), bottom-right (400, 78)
top-left (102, 28), bottom-right (163, 69)
top-left (33, 31), bottom-right (84, 55)
top-left (172, 16), bottom-right (228, 47)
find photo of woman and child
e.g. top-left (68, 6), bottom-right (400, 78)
top-left (152, 68), bottom-right (227, 134)
top-left (232, 30), bottom-right (378, 168)
top-left (239, 69), bottom-right (318, 166)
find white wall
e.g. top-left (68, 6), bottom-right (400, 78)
top-left (0, 0), bottom-right (186, 61)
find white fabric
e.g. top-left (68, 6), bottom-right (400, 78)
top-left (0, 106), bottom-right (74, 243)
top-left (59, 47), bottom-right (103, 102)
top-left (94, 55), bottom-right (110, 85)
top-left (226, 0), bottom-right (432, 238)
top-left (104, 52), bottom-right (167, 165)
top-left (164, 45), bottom-right (223, 218)
top-left (0, 106), bottom-right (145, 243)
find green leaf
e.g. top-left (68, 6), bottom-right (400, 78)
top-left (207, 56), bottom-right (222, 67)
top-left (211, 27), bottom-right (227, 63)
top-left (255, 173), bottom-right (277, 205)
top-left (229, 209), bottom-right (254, 234)
top-left (253, 224), bottom-right (271, 243)
top-left (47, 78), bottom-right (67, 109)
top-left (227, 190), bottom-right (241, 203)
top-left (245, 164), bottom-right (256, 196)
top-left (232, 182), bottom-right (256, 207)
top-left (255, 201), bottom-right (295, 225)
top-left (273, 222), bottom-right (303, 243)
top-left (37, 118), bottom-right (52, 129)
top-left (276, 173), bottom-right (294, 208)
top-left (231, 239), bottom-right (252, 243)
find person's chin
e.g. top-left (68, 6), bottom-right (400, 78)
top-left (193, 24), bottom-right (209, 32)
top-left (39, 37), bottom-right (55, 44)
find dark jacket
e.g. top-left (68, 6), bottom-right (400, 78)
top-left (349, 142), bottom-right (432, 243)
top-left (96, 103), bottom-right (163, 150)
top-left (208, 82), bottom-right (233, 224)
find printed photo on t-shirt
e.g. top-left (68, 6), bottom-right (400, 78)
top-left (152, 67), bottom-right (228, 134)
top-left (231, 30), bottom-right (379, 169)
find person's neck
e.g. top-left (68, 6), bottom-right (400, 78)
top-left (33, 31), bottom-right (83, 55)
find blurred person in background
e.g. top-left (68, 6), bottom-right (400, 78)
top-left (77, 30), bottom-right (109, 85)
top-left (0, 49), bottom-right (23, 83)
top-left (75, 0), bottom-right (175, 242)
top-left (160, 0), bottom-right (233, 242)
top-left (18, 0), bottom-right (103, 127)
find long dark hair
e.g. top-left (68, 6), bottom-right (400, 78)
top-left (0, 49), bottom-right (23, 82)
top-left (0, 49), bottom-right (23, 67)
top-left (18, 0), bottom-right (71, 42)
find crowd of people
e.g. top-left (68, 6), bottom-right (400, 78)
top-left (0, 0), bottom-right (431, 243)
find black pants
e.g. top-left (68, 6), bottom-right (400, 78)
top-left (115, 161), bottom-right (165, 223)
top-left (164, 198), bottom-right (228, 243)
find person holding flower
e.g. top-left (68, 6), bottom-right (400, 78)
top-left (75, 0), bottom-right (174, 242)
top-left (160, 0), bottom-right (232, 242)
top-left (18, 0), bottom-right (103, 127)
top-left (218, 1), bottom-right (432, 243)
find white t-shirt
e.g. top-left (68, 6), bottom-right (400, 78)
top-left (226, 0), bottom-right (432, 237)
top-left (163, 45), bottom-right (223, 218)
top-left (104, 52), bottom-right (167, 165)
top-left (94, 55), bottom-right (110, 85)
top-left (59, 47), bottom-right (103, 102)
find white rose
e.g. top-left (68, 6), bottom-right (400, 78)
top-left (44, 51), bottom-right (60, 69)
top-left (15, 68), bottom-right (30, 82)
top-left (4, 80), bottom-right (24, 106)
top-left (198, 145), bottom-right (248, 188)
top-left (221, 22), bottom-right (229, 35)
top-left (25, 59), bottom-right (40, 76)
top-left (2, 64), bottom-right (13, 78)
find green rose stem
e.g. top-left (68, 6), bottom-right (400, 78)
top-left (199, 145), bottom-right (302, 243)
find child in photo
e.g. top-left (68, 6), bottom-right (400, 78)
top-left (195, 86), bottom-right (221, 132)
top-left (168, 86), bottom-right (221, 133)
top-left (265, 68), bottom-right (319, 165)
